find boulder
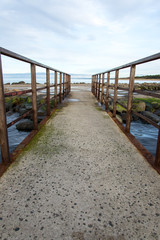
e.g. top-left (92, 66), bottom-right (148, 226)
top-left (141, 111), bottom-right (160, 123)
top-left (19, 108), bottom-right (28, 115)
top-left (37, 109), bottom-right (46, 116)
top-left (154, 110), bottom-right (160, 116)
top-left (151, 102), bottom-right (160, 109)
top-left (16, 120), bottom-right (33, 131)
top-left (132, 102), bottom-right (146, 112)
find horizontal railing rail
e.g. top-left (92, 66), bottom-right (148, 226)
top-left (92, 53), bottom-right (160, 171)
top-left (0, 48), bottom-right (71, 173)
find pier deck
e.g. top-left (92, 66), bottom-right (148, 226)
top-left (0, 85), bottom-right (160, 240)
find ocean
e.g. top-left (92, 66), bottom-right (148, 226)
top-left (3, 73), bottom-right (160, 84)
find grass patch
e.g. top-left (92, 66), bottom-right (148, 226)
top-left (133, 98), bottom-right (160, 104)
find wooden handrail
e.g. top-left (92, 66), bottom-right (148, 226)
top-left (92, 52), bottom-right (160, 169)
top-left (0, 48), bottom-right (71, 168)
top-left (0, 47), bottom-right (68, 74)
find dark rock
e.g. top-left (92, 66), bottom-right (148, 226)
top-left (16, 120), bottom-right (33, 131)
top-left (37, 109), bottom-right (46, 116)
top-left (154, 110), bottom-right (160, 116)
top-left (141, 111), bottom-right (160, 123)
top-left (19, 108), bottom-right (28, 115)
top-left (121, 113), bottom-right (127, 123)
top-left (5, 102), bottom-right (12, 112)
top-left (151, 102), bottom-right (160, 109)
top-left (6, 111), bottom-right (13, 116)
top-left (132, 114), bottom-right (139, 121)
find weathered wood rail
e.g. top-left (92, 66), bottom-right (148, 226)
top-left (92, 53), bottom-right (160, 172)
top-left (0, 48), bottom-right (71, 175)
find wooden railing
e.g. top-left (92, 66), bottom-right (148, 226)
top-left (0, 47), bottom-right (71, 168)
top-left (92, 53), bottom-right (160, 170)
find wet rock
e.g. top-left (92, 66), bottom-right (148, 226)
top-left (154, 110), bottom-right (160, 116)
top-left (16, 120), bottom-right (33, 131)
top-left (19, 108), bottom-right (28, 115)
top-left (37, 109), bottom-right (46, 116)
top-left (132, 114), bottom-right (139, 121)
top-left (132, 102), bottom-right (146, 112)
top-left (151, 102), bottom-right (160, 109)
top-left (5, 102), bottom-right (12, 112)
top-left (6, 111), bottom-right (13, 116)
top-left (141, 111), bottom-right (160, 123)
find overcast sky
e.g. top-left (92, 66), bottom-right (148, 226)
top-left (0, 0), bottom-right (160, 75)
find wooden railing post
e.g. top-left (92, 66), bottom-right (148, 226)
top-left (59, 72), bottom-right (62, 103)
top-left (113, 70), bottom-right (119, 117)
top-left (105, 72), bottom-right (110, 111)
top-left (98, 74), bottom-right (101, 100)
top-left (155, 128), bottom-right (160, 167)
top-left (0, 54), bottom-right (10, 164)
top-left (95, 75), bottom-right (98, 98)
top-left (63, 73), bottom-right (65, 99)
top-left (94, 75), bottom-right (96, 96)
top-left (46, 68), bottom-right (50, 116)
top-left (66, 74), bottom-right (68, 95)
top-left (67, 75), bottom-right (69, 94)
top-left (69, 75), bottom-right (71, 93)
top-left (101, 73), bottom-right (105, 104)
top-left (31, 63), bottom-right (38, 130)
top-left (126, 65), bottom-right (136, 132)
top-left (54, 71), bottom-right (57, 108)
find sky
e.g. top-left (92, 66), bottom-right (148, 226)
top-left (0, 0), bottom-right (160, 75)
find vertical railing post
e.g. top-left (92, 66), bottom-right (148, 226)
top-left (95, 75), bottom-right (98, 98)
top-left (67, 75), bottom-right (69, 94)
top-left (98, 74), bottom-right (101, 100)
top-left (92, 75), bottom-right (94, 95)
top-left (59, 72), bottom-right (62, 103)
top-left (63, 73), bottom-right (65, 100)
top-left (54, 71), bottom-right (57, 108)
top-left (155, 128), bottom-right (160, 167)
top-left (68, 75), bottom-right (70, 94)
top-left (94, 75), bottom-right (96, 96)
top-left (65, 74), bottom-right (68, 96)
top-left (31, 63), bottom-right (38, 130)
top-left (0, 54), bottom-right (10, 164)
top-left (101, 73), bottom-right (105, 104)
top-left (126, 65), bottom-right (136, 132)
top-left (113, 70), bottom-right (119, 117)
top-left (105, 72), bottom-right (110, 111)
top-left (46, 68), bottom-right (50, 116)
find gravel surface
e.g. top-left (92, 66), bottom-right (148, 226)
top-left (0, 85), bottom-right (160, 240)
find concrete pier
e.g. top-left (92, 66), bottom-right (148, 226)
top-left (0, 85), bottom-right (160, 240)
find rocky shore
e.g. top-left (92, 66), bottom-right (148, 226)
top-left (5, 95), bottom-right (55, 131)
top-left (109, 97), bottom-right (160, 124)
top-left (5, 82), bottom-right (160, 131)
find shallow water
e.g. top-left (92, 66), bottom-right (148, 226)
top-left (130, 121), bottom-right (158, 156)
top-left (0, 114), bottom-right (30, 163)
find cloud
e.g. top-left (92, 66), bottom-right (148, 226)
top-left (0, 0), bottom-right (160, 74)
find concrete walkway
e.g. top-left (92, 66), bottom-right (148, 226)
top-left (0, 85), bottom-right (160, 240)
